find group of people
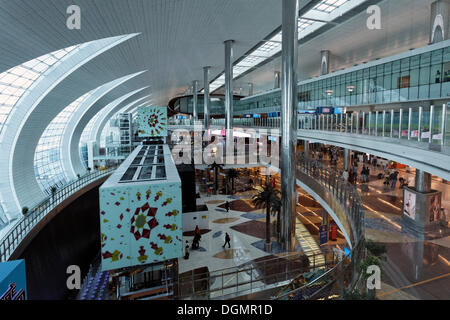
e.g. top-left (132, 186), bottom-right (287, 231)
top-left (360, 166), bottom-right (371, 183)
top-left (383, 169), bottom-right (399, 190)
top-left (184, 225), bottom-right (203, 259)
top-left (342, 161), bottom-right (364, 184)
top-left (311, 146), bottom-right (339, 165)
top-left (184, 225), bottom-right (232, 260)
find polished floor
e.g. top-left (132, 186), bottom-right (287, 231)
top-left (179, 147), bottom-right (450, 299)
top-left (313, 149), bottom-right (450, 300)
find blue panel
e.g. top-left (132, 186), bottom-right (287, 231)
top-left (409, 86), bottom-right (419, 100)
top-left (442, 82), bottom-right (450, 98)
top-left (0, 260), bottom-right (27, 300)
top-left (419, 85), bottom-right (430, 99)
top-left (430, 83), bottom-right (441, 99)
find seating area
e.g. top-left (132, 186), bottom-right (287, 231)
top-left (77, 256), bottom-right (109, 300)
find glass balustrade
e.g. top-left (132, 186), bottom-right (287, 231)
top-left (204, 104), bottom-right (448, 148)
top-left (0, 167), bottom-right (116, 262)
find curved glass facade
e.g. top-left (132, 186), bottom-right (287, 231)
top-left (0, 45), bottom-right (79, 136)
top-left (233, 44), bottom-right (450, 114)
top-left (34, 92), bottom-right (92, 193)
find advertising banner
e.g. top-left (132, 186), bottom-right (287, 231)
top-left (403, 189), bottom-right (417, 220)
top-left (428, 193), bottom-right (442, 223)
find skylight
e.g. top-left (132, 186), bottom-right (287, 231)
top-left (205, 0), bottom-right (367, 94)
top-left (0, 45), bottom-right (79, 134)
top-left (35, 91), bottom-right (92, 192)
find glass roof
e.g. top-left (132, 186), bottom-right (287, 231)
top-left (0, 45), bottom-right (80, 135)
top-left (80, 108), bottom-right (103, 145)
top-left (34, 91), bottom-right (92, 193)
top-left (206, 0), bottom-right (366, 94)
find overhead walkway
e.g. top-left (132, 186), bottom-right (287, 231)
top-left (186, 104), bottom-right (450, 180)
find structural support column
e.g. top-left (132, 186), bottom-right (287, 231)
top-left (192, 80), bottom-right (198, 122)
top-left (274, 71), bottom-right (281, 89)
top-left (415, 169), bottom-right (432, 193)
top-left (280, 0), bottom-right (299, 252)
top-left (304, 140), bottom-right (309, 157)
top-left (224, 40), bottom-right (234, 163)
top-left (203, 67), bottom-right (211, 131)
top-left (248, 82), bottom-right (254, 96)
top-left (344, 148), bottom-right (349, 171)
top-left (224, 40), bottom-right (234, 130)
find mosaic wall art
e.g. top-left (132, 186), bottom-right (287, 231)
top-left (99, 183), bottom-right (182, 271)
top-left (136, 106), bottom-right (168, 137)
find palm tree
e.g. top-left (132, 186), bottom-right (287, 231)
top-left (209, 162), bottom-right (223, 194)
top-left (252, 184), bottom-right (280, 252)
top-left (271, 197), bottom-right (282, 243)
top-left (226, 169), bottom-right (239, 195)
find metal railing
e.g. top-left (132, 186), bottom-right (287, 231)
top-left (0, 167), bottom-right (116, 262)
top-left (175, 250), bottom-right (333, 300)
top-left (208, 104), bottom-right (449, 147)
top-left (271, 155), bottom-right (365, 300)
top-left (275, 240), bottom-right (365, 300)
top-left (298, 104), bottom-right (448, 146)
top-left (296, 155), bottom-right (365, 244)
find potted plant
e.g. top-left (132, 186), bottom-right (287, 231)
top-left (252, 183), bottom-right (280, 252)
top-left (50, 186), bottom-right (57, 201)
top-left (22, 207), bottom-right (29, 216)
top-left (226, 169), bottom-right (239, 195)
top-left (208, 162), bottom-right (223, 195)
top-left (271, 198), bottom-right (282, 243)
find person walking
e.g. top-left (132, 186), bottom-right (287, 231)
top-left (222, 232), bottom-right (231, 248)
top-left (352, 163), bottom-right (358, 184)
top-left (343, 170), bottom-right (349, 182)
top-left (192, 225), bottom-right (201, 250)
top-left (225, 201), bottom-right (230, 213)
top-left (391, 170), bottom-right (399, 190)
top-left (184, 241), bottom-right (190, 259)
top-left (195, 225), bottom-right (201, 236)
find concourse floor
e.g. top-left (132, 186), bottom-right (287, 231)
top-left (310, 149), bottom-right (450, 300)
top-left (179, 191), bottom-right (290, 299)
top-left (179, 168), bottom-right (347, 299)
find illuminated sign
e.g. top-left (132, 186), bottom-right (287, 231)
top-left (403, 189), bottom-right (416, 220)
top-left (334, 107), bottom-right (345, 114)
top-left (298, 110), bottom-right (316, 114)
